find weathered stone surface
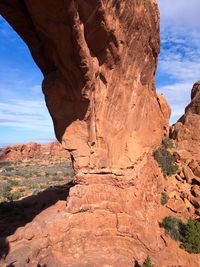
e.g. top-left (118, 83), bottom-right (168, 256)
top-left (171, 81), bottom-right (200, 162)
top-left (0, 141), bottom-right (69, 162)
top-left (183, 165), bottom-right (195, 184)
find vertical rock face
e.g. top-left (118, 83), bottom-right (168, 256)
top-left (3, 1), bottom-right (196, 267)
top-left (171, 81), bottom-right (200, 161)
top-left (0, 0), bottom-right (167, 173)
top-left (169, 82), bottom-right (200, 221)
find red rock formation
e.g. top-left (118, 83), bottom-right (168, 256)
top-left (166, 82), bottom-right (200, 220)
top-left (1, 1), bottom-right (199, 267)
top-left (0, 141), bottom-right (69, 162)
top-left (171, 81), bottom-right (200, 162)
top-left (0, 0), bottom-right (167, 172)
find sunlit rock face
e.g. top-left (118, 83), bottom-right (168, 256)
top-left (4, 2), bottom-right (199, 267)
top-left (0, 0), bottom-right (168, 173)
top-left (0, 142), bottom-right (69, 162)
top-left (171, 81), bottom-right (200, 162)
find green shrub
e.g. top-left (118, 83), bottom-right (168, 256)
top-left (160, 216), bottom-right (186, 241)
top-left (142, 256), bottom-right (154, 267)
top-left (154, 142), bottom-right (178, 176)
top-left (181, 218), bottom-right (200, 253)
top-left (29, 184), bottom-right (38, 190)
top-left (160, 216), bottom-right (200, 253)
top-left (161, 192), bottom-right (169, 206)
top-left (10, 190), bottom-right (22, 200)
top-left (19, 187), bottom-right (26, 193)
top-left (162, 137), bottom-right (174, 149)
top-left (7, 179), bottom-right (19, 186)
top-left (1, 185), bottom-right (12, 201)
top-left (1, 185), bottom-right (22, 201)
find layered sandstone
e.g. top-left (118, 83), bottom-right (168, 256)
top-left (1, 1), bottom-right (199, 267)
top-left (0, 141), bottom-right (69, 162)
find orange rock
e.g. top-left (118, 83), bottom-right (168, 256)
top-left (0, 0), bottom-right (168, 172)
top-left (171, 81), bottom-right (200, 162)
top-left (0, 141), bottom-right (69, 162)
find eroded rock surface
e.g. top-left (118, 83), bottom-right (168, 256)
top-left (171, 81), bottom-right (200, 162)
top-left (0, 142), bottom-right (69, 162)
top-left (1, 1), bottom-right (199, 267)
top-left (165, 82), bottom-right (200, 220)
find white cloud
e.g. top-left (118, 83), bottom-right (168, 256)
top-left (158, 0), bottom-right (200, 30)
top-left (159, 59), bottom-right (200, 83)
top-left (157, 0), bottom-right (200, 123)
top-left (157, 82), bottom-right (192, 122)
top-left (0, 99), bottom-right (53, 130)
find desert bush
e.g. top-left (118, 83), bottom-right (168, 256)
top-left (181, 218), bottom-right (200, 253)
top-left (154, 140), bottom-right (178, 176)
top-left (29, 184), bottom-right (38, 190)
top-left (1, 185), bottom-right (12, 201)
top-left (10, 190), bottom-right (22, 200)
top-left (160, 216), bottom-right (200, 253)
top-left (162, 137), bottom-right (174, 149)
top-left (7, 179), bottom-right (19, 186)
top-left (142, 256), bottom-right (154, 267)
top-left (19, 187), bottom-right (26, 193)
top-left (160, 216), bottom-right (186, 241)
top-left (1, 185), bottom-right (22, 201)
top-left (161, 192), bottom-right (169, 206)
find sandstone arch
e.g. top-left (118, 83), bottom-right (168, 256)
top-left (0, 0), bottom-right (168, 174)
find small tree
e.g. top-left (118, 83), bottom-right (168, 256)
top-left (142, 256), bottom-right (154, 267)
top-left (160, 216), bottom-right (200, 254)
top-left (162, 137), bottom-right (174, 149)
top-left (154, 140), bottom-right (178, 176)
top-left (181, 218), bottom-right (200, 253)
top-left (161, 192), bottom-right (169, 205)
top-left (160, 216), bottom-right (186, 241)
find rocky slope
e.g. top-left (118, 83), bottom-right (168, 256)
top-left (0, 142), bottom-right (69, 162)
top-left (0, 1), bottom-right (200, 267)
top-left (164, 82), bottom-right (200, 218)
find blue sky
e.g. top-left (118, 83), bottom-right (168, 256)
top-left (0, 1), bottom-right (200, 146)
top-left (157, 0), bottom-right (200, 122)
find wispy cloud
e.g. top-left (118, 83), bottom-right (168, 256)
top-left (0, 16), bottom-right (54, 146)
top-left (0, 99), bottom-right (52, 130)
top-left (158, 0), bottom-right (200, 30)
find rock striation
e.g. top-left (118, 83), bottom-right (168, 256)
top-left (1, 1), bottom-right (199, 267)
